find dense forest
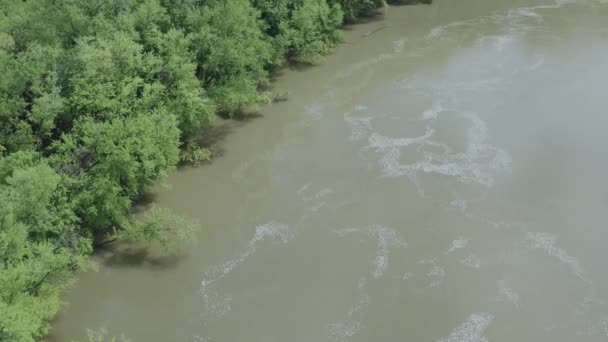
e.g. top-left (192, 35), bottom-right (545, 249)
top-left (0, 0), bottom-right (426, 340)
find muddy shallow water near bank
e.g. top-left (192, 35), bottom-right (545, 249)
top-left (50, 1), bottom-right (608, 341)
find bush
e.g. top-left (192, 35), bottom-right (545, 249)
top-left (253, 0), bottom-right (344, 63)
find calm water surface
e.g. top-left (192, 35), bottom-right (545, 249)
top-left (50, 0), bottom-right (608, 341)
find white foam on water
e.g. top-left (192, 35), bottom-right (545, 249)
top-left (328, 319), bottom-right (362, 342)
top-left (369, 112), bottom-right (511, 191)
top-left (428, 265), bottom-right (447, 287)
top-left (446, 236), bottom-right (470, 254)
top-left (368, 127), bottom-right (435, 150)
top-left (426, 20), bottom-right (475, 40)
top-left (298, 183), bottom-right (335, 212)
top-left (368, 225), bottom-right (408, 278)
top-left (516, 7), bottom-right (543, 19)
top-left (200, 222), bottom-right (291, 318)
top-left (525, 232), bottom-right (589, 283)
top-left (423, 102), bottom-right (444, 120)
top-left (402, 272), bottom-right (416, 280)
top-left (296, 182), bottom-right (312, 196)
top-left (505, 6), bottom-right (546, 25)
top-left (576, 320), bottom-right (607, 338)
top-left (576, 308), bottom-right (608, 338)
top-left (419, 259), bottom-right (447, 287)
top-left (438, 313), bottom-right (494, 342)
top-left (494, 35), bottom-right (515, 52)
top-left (460, 254), bottom-right (482, 269)
top-left (314, 187), bottom-right (334, 200)
top-left (426, 0), bottom-right (574, 41)
top-left (252, 221), bottom-right (291, 244)
top-left (305, 102), bottom-right (325, 120)
top-left (393, 38), bottom-right (406, 53)
top-left (343, 105), bottom-right (388, 142)
top-left (200, 290), bottom-right (232, 318)
top-left (477, 34), bottom-right (516, 53)
top-left (425, 27), bottom-right (444, 40)
top-left (328, 277), bottom-right (370, 342)
top-left (572, 286), bottom-right (608, 330)
top-left (450, 195), bottom-right (528, 231)
top-left (601, 318), bottom-right (608, 336)
top-left (344, 114), bottom-right (375, 141)
top-left (311, 202), bottom-right (326, 212)
top-left (365, 127), bottom-right (449, 196)
top-left (377, 146), bottom-right (405, 177)
top-left (450, 199), bottom-right (468, 211)
top-left (496, 280), bottom-right (520, 308)
top-left (357, 276), bottom-right (367, 289)
top-left (201, 250), bottom-right (250, 289)
top-left (520, 1), bottom-right (570, 14)
top-left (333, 225), bottom-right (407, 278)
top-left (528, 55), bottom-right (545, 71)
top-left (426, 12), bottom-right (514, 40)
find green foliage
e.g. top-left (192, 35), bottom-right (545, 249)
top-left (284, 0), bottom-right (344, 63)
top-left (0, 0), bottom-right (416, 339)
top-left (0, 153), bottom-right (90, 342)
top-left (51, 113), bottom-right (180, 232)
top-left (253, 0), bottom-right (344, 63)
top-left (180, 142), bottom-right (213, 166)
top-left (330, 0), bottom-right (386, 22)
top-left (112, 206), bottom-right (198, 252)
top-left (188, 0), bottom-right (274, 113)
top-left (149, 29), bottom-right (215, 140)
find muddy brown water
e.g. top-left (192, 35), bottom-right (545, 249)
top-left (49, 1), bottom-right (608, 341)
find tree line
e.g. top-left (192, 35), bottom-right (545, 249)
top-left (0, 0), bottom-right (428, 340)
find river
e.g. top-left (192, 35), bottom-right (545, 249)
top-left (49, 1), bottom-right (608, 341)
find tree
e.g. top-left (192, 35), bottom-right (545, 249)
top-left (253, 0), bottom-right (344, 63)
top-left (330, 0), bottom-right (386, 22)
top-left (146, 29), bottom-right (215, 141)
top-left (187, 0), bottom-right (274, 114)
top-left (111, 206), bottom-right (198, 252)
top-left (52, 113), bottom-right (180, 234)
top-left (0, 152), bottom-right (89, 342)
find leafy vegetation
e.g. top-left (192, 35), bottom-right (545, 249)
top-left (0, 0), bottom-right (428, 340)
top-left (330, 0), bottom-right (387, 22)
